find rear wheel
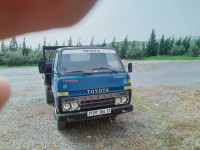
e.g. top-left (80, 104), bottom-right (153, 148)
top-left (45, 86), bottom-right (54, 104)
top-left (110, 115), bottom-right (117, 121)
top-left (57, 120), bottom-right (66, 130)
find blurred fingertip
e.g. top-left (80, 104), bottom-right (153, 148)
top-left (0, 77), bottom-right (11, 109)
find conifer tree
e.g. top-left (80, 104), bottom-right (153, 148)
top-left (90, 36), bottom-right (94, 46)
top-left (22, 37), bottom-right (30, 56)
top-left (1, 40), bottom-right (7, 53)
top-left (170, 36), bottom-right (174, 49)
top-left (132, 40), bottom-right (136, 48)
top-left (181, 36), bottom-right (191, 52)
top-left (77, 37), bottom-right (82, 46)
top-left (68, 36), bottom-right (72, 46)
top-left (164, 37), bottom-right (171, 55)
top-left (142, 42), bottom-right (146, 56)
top-left (120, 36), bottom-right (128, 59)
top-left (196, 37), bottom-right (200, 47)
top-left (185, 37), bottom-right (191, 52)
top-left (18, 44), bottom-right (22, 51)
top-left (44, 37), bottom-right (46, 46)
top-left (159, 34), bottom-right (165, 55)
top-left (9, 37), bottom-right (18, 51)
top-left (101, 39), bottom-right (106, 46)
top-left (115, 43), bottom-right (120, 54)
top-left (176, 37), bottom-right (182, 46)
top-left (181, 37), bottom-right (188, 52)
top-left (55, 40), bottom-right (58, 46)
top-left (111, 37), bottom-right (116, 48)
top-left (30, 46), bottom-right (33, 52)
top-left (38, 43), bottom-right (41, 50)
top-left (146, 29), bottom-right (158, 56)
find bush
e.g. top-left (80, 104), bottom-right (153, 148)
top-left (27, 50), bottom-right (43, 64)
top-left (2, 51), bottom-right (27, 66)
top-left (189, 44), bottom-right (200, 56)
top-left (0, 54), bottom-right (4, 65)
top-left (126, 47), bottom-right (143, 59)
top-left (170, 45), bottom-right (185, 56)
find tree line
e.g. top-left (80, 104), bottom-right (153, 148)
top-left (119, 29), bottom-right (200, 59)
top-left (0, 37), bottom-right (43, 66)
top-left (0, 30), bottom-right (200, 66)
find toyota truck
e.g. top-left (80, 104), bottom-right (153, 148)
top-left (38, 46), bottom-right (133, 130)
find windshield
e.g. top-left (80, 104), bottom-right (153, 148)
top-left (60, 49), bottom-right (124, 74)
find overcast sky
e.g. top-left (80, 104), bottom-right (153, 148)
top-left (2, 0), bottom-right (200, 48)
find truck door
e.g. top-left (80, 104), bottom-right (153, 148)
top-left (52, 52), bottom-right (59, 94)
top-left (43, 46), bottom-right (65, 87)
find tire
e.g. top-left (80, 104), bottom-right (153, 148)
top-left (57, 120), bottom-right (66, 130)
top-left (45, 86), bottom-right (54, 104)
top-left (110, 115), bottom-right (117, 121)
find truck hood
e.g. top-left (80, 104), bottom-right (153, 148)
top-left (57, 72), bottom-right (131, 96)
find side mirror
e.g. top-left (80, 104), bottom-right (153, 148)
top-left (38, 60), bottom-right (46, 73)
top-left (128, 63), bottom-right (132, 73)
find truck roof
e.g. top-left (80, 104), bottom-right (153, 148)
top-left (43, 46), bottom-right (116, 52)
top-left (42, 46), bottom-right (118, 62)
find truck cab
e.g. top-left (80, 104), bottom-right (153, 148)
top-left (38, 46), bottom-right (133, 130)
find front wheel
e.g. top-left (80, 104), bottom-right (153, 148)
top-left (45, 86), bottom-right (54, 104)
top-left (57, 120), bottom-right (66, 130)
top-left (110, 115), bottom-right (117, 120)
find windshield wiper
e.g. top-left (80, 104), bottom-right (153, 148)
top-left (92, 67), bottom-right (118, 73)
top-left (63, 70), bottom-right (93, 75)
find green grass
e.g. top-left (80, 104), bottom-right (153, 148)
top-left (23, 64), bottom-right (37, 66)
top-left (0, 64), bottom-right (37, 68)
top-left (126, 53), bottom-right (200, 60)
top-left (125, 55), bottom-right (200, 60)
top-left (158, 132), bottom-right (182, 147)
top-left (0, 65), bottom-right (7, 68)
top-left (142, 55), bottom-right (200, 60)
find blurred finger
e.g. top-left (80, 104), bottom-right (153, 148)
top-left (0, 77), bottom-right (11, 109)
top-left (0, 0), bottom-right (97, 40)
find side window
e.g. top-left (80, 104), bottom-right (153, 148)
top-left (53, 53), bottom-right (59, 72)
top-left (106, 53), bottom-right (121, 69)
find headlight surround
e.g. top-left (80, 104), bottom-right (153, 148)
top-left (115, 98), bottom-right (121, 105)
top-left (115, 96), bottom-right (129, 105)
top-left (71, 102), bottom-right (79, 110)
top-left (63, 103), bottom-right (71, 111)
top-left (121, 96), bottom-right (128, 103)
top-left (62, 102), bottom-right (80, 111)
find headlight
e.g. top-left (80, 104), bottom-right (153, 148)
top-left (57, 92), bottom-right (69, 97)
top-left (71, 102), bottom-right (79, 110)
top-left (63, 103), bottom-right (71, 111)
top-left (121, 96), bottom-right (128, 103)
top-left (115, 98), bottom-right (121, 105)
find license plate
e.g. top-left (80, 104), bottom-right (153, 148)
top-left (87, 108), bottom-right (111, 117)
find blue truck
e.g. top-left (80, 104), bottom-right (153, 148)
top-left (38, 46), bottom-right (133, 130)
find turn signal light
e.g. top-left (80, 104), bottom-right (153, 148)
top-left (128, 79), bottom-right (131, 83)
top-left (57, 92), bottom-right (69, 97)
top-left (124, 86), bottom-right (132, 90)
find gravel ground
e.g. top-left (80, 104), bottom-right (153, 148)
top-left (0, 60), bottom-right (200, 150)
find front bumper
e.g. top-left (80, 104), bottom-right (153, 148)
top-left (55, 104), bottom-right (133, 122)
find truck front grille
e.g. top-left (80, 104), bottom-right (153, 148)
top-left (80, 97), bottom-right (115, 109)
top-left (61, 91), bottom-right (129, 110)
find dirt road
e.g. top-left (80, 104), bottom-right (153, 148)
top-left (0, 60), bottom-right (200, 150)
